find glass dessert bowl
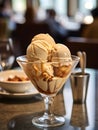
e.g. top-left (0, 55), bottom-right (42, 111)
top-left (17, 55), bottom-right (79, 128)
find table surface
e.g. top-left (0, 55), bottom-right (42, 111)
top-left (0, 68), bottom-right (98, 130)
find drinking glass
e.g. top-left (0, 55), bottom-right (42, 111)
top-left (0, 38), bottom-right (15, 71)
top-left (17, 55), bottom-right (79, 128)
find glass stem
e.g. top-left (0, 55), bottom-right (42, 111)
top-left (43, 96), bottom-right (55, 119)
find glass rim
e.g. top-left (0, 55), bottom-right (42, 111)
top-left (16, 55), bottom-right (80, 64)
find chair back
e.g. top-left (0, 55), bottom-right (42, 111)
top-left (66, 37), bottom-right (98, 69)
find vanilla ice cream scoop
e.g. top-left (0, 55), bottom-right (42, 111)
top-left (27, 40), bottom-right (49, 61)
top-left (52, 43), bottom-right (72, 63)
top-left (26, 34), bottom-right (56, 62)
top-left (32, 33), bottom-right (56, 48)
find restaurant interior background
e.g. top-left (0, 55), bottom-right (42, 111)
top-left (8, 0), bottom-right (98, 29)
top-left (1, 0), bottom-right (98, 69)
top-left (7, 0), bottom-right (98, 30)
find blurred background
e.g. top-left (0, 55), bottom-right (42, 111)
top-left (0, 0), bottom-right (98, 68)
top-left (0, 0), bottom-right (97, 39)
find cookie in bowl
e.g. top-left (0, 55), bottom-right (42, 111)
top-left (0, 70), bottom-right (34, 93)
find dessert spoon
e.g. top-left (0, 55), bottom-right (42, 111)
top-left (77, 51), bottom-right (86, 74)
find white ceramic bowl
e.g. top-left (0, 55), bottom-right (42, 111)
top-left (0, 69), bottom-right (34, 93)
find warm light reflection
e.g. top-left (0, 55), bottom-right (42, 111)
top-left (83, 15), bottom-right (94, 24)
top-left (12, 0), bottom-right (26, 13)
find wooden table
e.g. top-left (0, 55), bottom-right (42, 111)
top-left (0, 68), bottom-right (98, 130)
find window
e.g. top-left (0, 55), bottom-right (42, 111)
top-left (12, 0), bottom-right (26, 14)
top-left (39, 0), bottom-right (67, 15)
top-left (79, 0), bottom-right (97, 15)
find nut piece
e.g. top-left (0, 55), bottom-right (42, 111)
top-left (7, 75), bottom-right (29, 81)
top-left (41, 72), bottom-right (53, 81)
top-left (54, 65), bottom-right (72, 77)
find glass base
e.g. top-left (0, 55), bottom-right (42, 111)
top-left (32, 114), bottom-right (65, 128)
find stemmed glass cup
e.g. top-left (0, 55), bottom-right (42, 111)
top-left (17, 55), bottom-right (79, 128)
top-left (0, 38), bottom-right (15, 71)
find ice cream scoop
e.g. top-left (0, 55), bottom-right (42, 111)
top-left (26, 34), bottom-right (56, 62)
top-left (52, 44), bottom-right (72, 64)
top-left (54, 43), bottom-right (71, 57)
top-left (26, 40), bottom-right (49, 61)
top-left (32, 33), bottom-right (56, 48)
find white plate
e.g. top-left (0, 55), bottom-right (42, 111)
top-left (0, 88), bottom-right (39, 98)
